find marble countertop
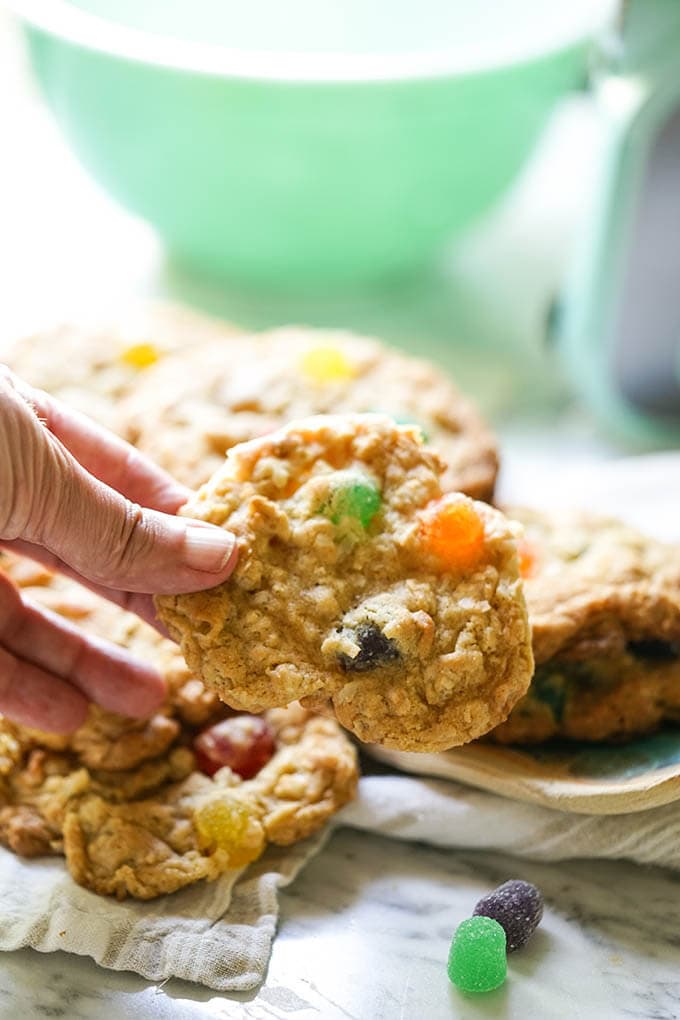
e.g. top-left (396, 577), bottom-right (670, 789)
top-left (2, 825), bottom-right (679, 1020)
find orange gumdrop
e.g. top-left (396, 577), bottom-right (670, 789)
top-left (518, 539), bottom-right (536, 578)
top-left (420, 496), bottom-right (486, 571)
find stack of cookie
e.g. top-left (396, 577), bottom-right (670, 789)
top-left (1, 308), bottom-right (679, 900)
top-left (0, 552), bottom-right (358, 899)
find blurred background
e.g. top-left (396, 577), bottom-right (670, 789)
top-left (2, 0), bottom-right (679, 485)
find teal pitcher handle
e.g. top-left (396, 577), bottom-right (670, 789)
top-left (556, 0), bottom-right (680, 443)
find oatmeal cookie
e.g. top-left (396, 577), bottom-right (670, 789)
top-left (1, 303), bottom-right (240, 432)
top-left (156, 415), bottom-right (533, 752)
top-left (490, 507), bottom-right (680, 744)
top-left (122, 326), bottom-right (498, 499)
top-left (0, 555), bottom-right (358, 898)
top-left (63, 703), bottom-right (357, 899)
top-left (0, 748), bottom-right (89, 857)
top-left (0, 744), bottom-right (195, 859)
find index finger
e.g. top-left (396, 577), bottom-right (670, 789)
top-left (1, 537), bottom-right (168, 631)
top-left (0, 570), bottom-right (166, 720)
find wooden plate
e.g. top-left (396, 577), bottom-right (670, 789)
top-left (366, 730), bottom-right (680, 814)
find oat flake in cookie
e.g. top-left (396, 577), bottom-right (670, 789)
top-left (156, 415), bottom-right (533, 752)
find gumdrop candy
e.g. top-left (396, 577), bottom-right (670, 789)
top-left (194, 715), bottom-right (276, 779)
top-left (378, 412), bottom-right (430, 443)
top-left (448, 916), bottom-right (507, 993)
top-left (473, 879), bottom-right (544, 952)
top-left (193, 797), bottom-right (264, 867)
top-left (337, 623), bottom-right (400, 672)
top-left (420, 494), bottom-right (485, 570)
top-left (323, 475), bottom-right (382, 529)
top-left (299, 346), bottom-right (356, 383)
top-left (119, 342), bottom-right (159, 369)
top-left (517, 539), bottom-right (537, 579)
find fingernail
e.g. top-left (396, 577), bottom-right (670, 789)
top-left (183, 524), bottom-right (236, 573)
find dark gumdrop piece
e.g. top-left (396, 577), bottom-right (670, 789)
top-left (627, 639), bottom-right (680, 662)
top-left (337, 623), bottom-right (400, 672)
top-left (473, 880), bottom-right (544, 952)
top-left (532, 668), bottom-right (568, 722)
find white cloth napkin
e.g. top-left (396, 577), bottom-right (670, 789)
top-left (2, 452), bottom-right (679, 990)
top-left (0, 831), bottom-right (327, 991)
top-left (340, 773), bottom-right (680, 870)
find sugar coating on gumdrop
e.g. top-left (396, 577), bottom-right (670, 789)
top-left (473, 879), bottom-right (544, 952)
top-left (325, 475), bottom-right (382, 529)
top-left (447, 916), bottom-right (507, 993)
top-left (419, 494), bottom-right (486, 570)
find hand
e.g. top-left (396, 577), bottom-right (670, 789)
top-left (0, 366), bottom-right (237, 734)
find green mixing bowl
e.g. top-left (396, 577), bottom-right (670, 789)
top-left (15, 0), bottom-right (616, 285)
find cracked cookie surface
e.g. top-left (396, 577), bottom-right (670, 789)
top-left (490, 508), bottom-right (680, 744)
top-left (2, 303), bottom-right (239, 431)
top-left (156, 415), bottom-right (533, 752)
top-left (122, 326), bottom-right (498, 500)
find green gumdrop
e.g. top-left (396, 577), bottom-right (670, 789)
top-left (390, 414), bottom-right (430, 443)
top-left (532, 665), bottom-right (569, 722)
top-left (327, 477), bottom-right (381, 529)
top-left (370, 410), bottom-right (430, 443)
top-left (448, 916), bottom-right (507, 994)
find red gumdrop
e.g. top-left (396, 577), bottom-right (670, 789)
top-left (194, 715), bottom-right (276, 779)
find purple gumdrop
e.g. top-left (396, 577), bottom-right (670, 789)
top-left (473, 879), bottom-right (544, 952)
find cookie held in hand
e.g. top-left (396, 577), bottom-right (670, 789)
top-left (156, 415), bottom-right (533, 752)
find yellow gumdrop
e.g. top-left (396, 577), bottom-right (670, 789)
top-left (299, 346), bottom-right (356, 384)
top-left (420, 495), bottom-right (486, 571)
top-left (119, 341), bottom-right (160, 369)
top-left (194, 797), bottom-right (264, 867)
